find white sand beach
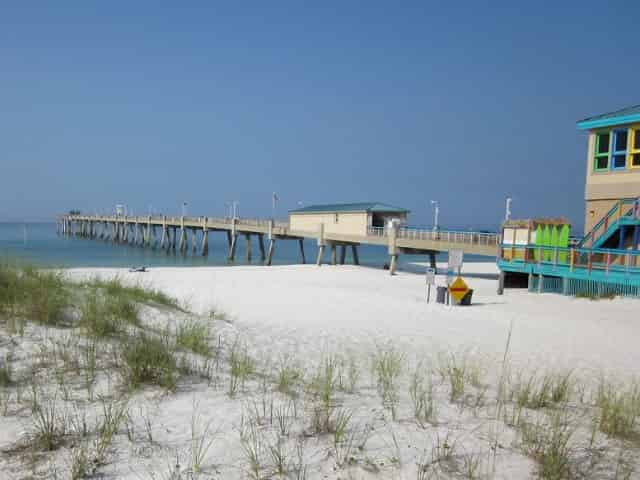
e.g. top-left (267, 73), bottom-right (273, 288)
top-left (68, 262), bottom-right (640, 378)
top-left (1, 262), bottom-right (639, 479)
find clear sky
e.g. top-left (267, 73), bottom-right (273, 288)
top-left (2, 2), bottom-right (639, 230)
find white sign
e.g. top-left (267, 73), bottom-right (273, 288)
top-left (448, 249), bottom-right (464, 270)
top-left (425, 267), bottom-right (436, 285)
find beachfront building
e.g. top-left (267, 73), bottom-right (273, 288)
top-left (578, 105), bottom-right (640, 242)
top-left (288, 202), bottom-right (409, 236)
top-left (496, 105), bottom-right (640, 298)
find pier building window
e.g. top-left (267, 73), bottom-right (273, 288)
top-left (611, 129), bottom-right (628, 170)
top-left (594, 132), bottom-right (610, 171)
top-left (630, 127), bottom-right (640, 168)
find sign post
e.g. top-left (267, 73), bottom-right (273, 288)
top-left (425, 267), bottom-right (436, 302)
top-left (445, 267), bottom-right (453, 305)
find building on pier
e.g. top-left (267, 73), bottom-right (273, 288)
top-left (577, 105), bottom-right (640, 235)
top-left (289, 202), bottom-right (408, 236)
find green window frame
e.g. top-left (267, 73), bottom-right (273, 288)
top-left (593, 132), bottom-right (612, 172)
top-left (593, 132), bottom-right (611, 171)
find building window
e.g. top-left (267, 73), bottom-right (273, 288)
top-left (611, 129), bottom-right (628, 170)
top-left (594, 132), bottom-right (610, 171)
top-left (630, 127), bottom-right (640, 168)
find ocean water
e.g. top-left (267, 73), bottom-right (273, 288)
top-left (0, 223), bottom-right (491, 272)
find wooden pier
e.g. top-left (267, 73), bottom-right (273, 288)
top-left (58, 214), bottom-right (499, 273)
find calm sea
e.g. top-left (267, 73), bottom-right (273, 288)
top-left (0, 223), bottom-right (491, 272)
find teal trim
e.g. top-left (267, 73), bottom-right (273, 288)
top-left (290, 202), bottom-right (409, 214)
top-left (498, 260), bottom-right (640, 287)
top-left (577, 104), bottom-right (640, 130)
top-left (577, 114), bottom-right (640, 130)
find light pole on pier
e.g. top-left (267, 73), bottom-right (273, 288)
top-left (430, 200), bottom-right (440, 232)
top-left (505, 197), bottom-right (512, 222)
top-left (182, 201), bottom-right (188, 217)
top-left (272, 192), bottom-right (279, 220)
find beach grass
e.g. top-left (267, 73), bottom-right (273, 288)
top-left (121, 333), bottom-right (177, 391)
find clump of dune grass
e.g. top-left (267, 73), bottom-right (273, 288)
top-left (228, 340), bottom-right (255, 397)
top-left (79, 288), bottom-right (139, 338)
top-left (372, 346), bottom-right (403, 420)
top-left (518, 410), bottom-right (576, 479)
top-left (0, 355), bottom-right (12, 387)
top-left (0, 262), bottom-right (70, 327)
top-left (594, 378), bottom-right (640, 440)
top-left (31, 389), bottom-right (67, 451)
top-left (274, 355), bottom-right (303, 397)
top-left (95, 397), bottom-right (129, 464)
top-left (409, 365), bottom-right (435, 427)
top-left (514, 371), bottom-right (574, 410)
top-left (176, 319), bottom-right (211, 357)
top-left (122, 333), bottom-right (177, 390)
top-left (82, 276), bottom-right (181, 310)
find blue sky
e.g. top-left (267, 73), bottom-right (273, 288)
top-left (1, 2), bottom-right (639, 231)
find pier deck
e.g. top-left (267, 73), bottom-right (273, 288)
top-left (59, 214), bottom-right (498, 271)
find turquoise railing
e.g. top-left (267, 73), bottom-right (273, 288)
top-left (578, 199), bottom-right (635, 248)
top-left (498, 243), bottom-right (640, 282)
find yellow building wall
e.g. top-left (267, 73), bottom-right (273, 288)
top-left (289, 212), bottom-right (369, 236)
top-left (584, 130), bottom-right (640, 233)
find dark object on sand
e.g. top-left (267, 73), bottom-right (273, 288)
top-left (383, 263), bottom-right (389, 270)
top-left (128, 266), bottom-right (147, 273)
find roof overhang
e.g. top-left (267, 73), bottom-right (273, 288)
top-left (577, 113), bottom-right (640, 130)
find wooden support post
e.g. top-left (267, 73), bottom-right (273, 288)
top-left (191, 229), bottom-right (197, 255)
top-left (245, 234), bottom-right (252, 262)
top-left (351, 245), bottom-right (359, 265)
top-left (316, 245), bottom-right (325, 266)
top-left (538, 274), bottom-right (544, 293)
top-left (429, 252), bottom-right (437, 273)
top-left (267, 239), bottom-right (275, 266)
top-left (389, 254), bottom-right (398, 275)
top-left (229, 234), bottom-right (238, 261)
top-left (339, 245), bottom-right (346, 265)
top-left (226, 230), bottom-right (232, 248)
top-left (201, 228), bottom-right (209, 256)
top-left (134, 222), bottom-right (139, 245)
top-left (331, 244), bottom-right (337, 265)
top-left (258, 234), bottom-right (266, 262)
top-left (160, 225), bottom-right (167, 250)
top-left (179, 227), bottom-right (187, 254)
top-left (497, 271), bottom-right (505, 295)
top-left (298, 239), bottom-right (306, 264)
top-left (172, 227), bottom-right (177, 251)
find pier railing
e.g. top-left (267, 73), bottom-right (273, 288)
top-left (499, 244), bottom-right (640, 277)
top-left (367, 226), bottom-right (498, 246)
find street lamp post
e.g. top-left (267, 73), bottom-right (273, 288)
top-left (430, 200), bottom-right (440, 232)
top-left (505, 197), bottom-right (512, 222)
top-left (272, 192), bottom-right (278, 220)
top-left (182, 202), bottom-right (188, 217)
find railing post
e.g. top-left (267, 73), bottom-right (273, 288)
top-left (569, 248), bottom-right (575, 272)
top-left (626, 252), bottom-right (631, 275)
top-left (606, 252), bottom-right (611, 275)
top-left (588, 251), bottom-right (593, 274)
